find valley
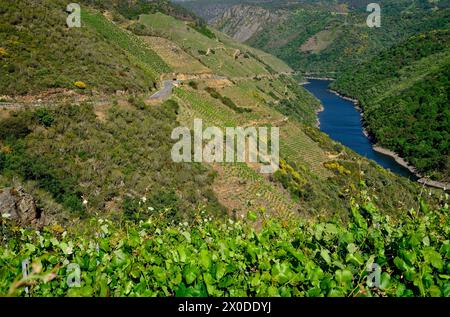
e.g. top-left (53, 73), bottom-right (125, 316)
top-left (304, 79), bottom-right (418, 180)
top-left (0, 0), bottom-right (448, 298)
top-left (179, 0), bottom-right (450, 184)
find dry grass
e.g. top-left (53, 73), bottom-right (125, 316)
top-left (142, 36), bottom-right (211, 74)
top-left (211, 163), bottom-right (300, 223)
top-left (300, 29), bottom-right (340, 54)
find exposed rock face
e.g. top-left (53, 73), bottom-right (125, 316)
top-left (0, 187), bottom-right (44, 227)
top-left (210, 5), bottom-right (285, 43)
top-left (181, 2), bottom-right (233, 22)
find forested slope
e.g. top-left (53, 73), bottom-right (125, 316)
top-left (183, 0), bottom-right (450, 76)
top-left (332, 30), bottom-right (450, 183)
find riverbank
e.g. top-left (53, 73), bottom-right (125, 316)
top-left (329, 88), bottom-right (422, 177)
top-left (323, 86), bottom-right (449, 191)
top-left (305, 76), bottom-right (336, 81)
top-left (373, 146), bottom-right (449, 191)
top-left (301, 79), bottom-right (325, 128)
top-left (328, 89), bottom-right (360, 106)
top-left (372, 146), bottom-right (420, 177)
top-left (315, 104), bottom-right (325, 128)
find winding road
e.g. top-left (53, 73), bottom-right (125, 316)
top-left (149, 80), bottom-right (181, 100)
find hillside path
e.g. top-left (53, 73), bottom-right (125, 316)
top-left (149, 80), bottom-right (181, 100)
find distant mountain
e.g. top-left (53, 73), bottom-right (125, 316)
top-left (178, 0), bottom-right (450, 184)
top-left (209, 4), bottom-right (284, 42)
top-left (180, 0), bottom-right (450, 76)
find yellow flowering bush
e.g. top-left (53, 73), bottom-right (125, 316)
top-left (74, 81), bottom-right (87, 89)
top-left (0, 47), bottom-right (8, 57)
top-left (324, 161), bottom-right (352, 175)
top-left (0, 145), bottom-right (12, 154)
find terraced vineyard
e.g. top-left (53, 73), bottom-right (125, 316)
top-left (216, 31), bottom-right (293, 74)
top-left (174, 84), bottom-right (305, 217)
top-left (135, 13), bottom-right (289, 78)
top-left (212, 163), bottom-right (300, 220)
top-left (174, 87), bottom-right (243, 127)
top-left (83, 11), bottom-right (171, 82)
top-left (141, 36), bottom-right (211, 74)
top-left (280, 122), bottom-right (332, 179)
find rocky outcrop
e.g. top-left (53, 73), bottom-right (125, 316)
top-left (210, 5), bottom-right (285, 43)
top-left (0, 187), bottom-right (45, 227)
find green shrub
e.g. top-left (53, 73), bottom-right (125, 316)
top-left (0, 152), bottom-right (5, 172)
top-left (63, 194), bottom-right (84, 214)
top-left (1, 191), bottom-right (448, 297)
top-left (188, 81), bottom-right (198, 90)
top-left (204, 87), bottom-right (252, 113)
top-left (189, 22), bottom-right (216, 39)
top-left (129, 97), bottom-right (146, 110)
top-left (34, 108), bottom-right (55, 127)
top-left (0, 114), bottom-right (32, 140)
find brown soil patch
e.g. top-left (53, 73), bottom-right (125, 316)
top-left (300, 30), bottom-right (340, 54)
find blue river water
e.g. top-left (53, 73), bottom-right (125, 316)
top-left (304, 79), bottom-right (417, 180)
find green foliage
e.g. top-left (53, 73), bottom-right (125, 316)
top-left (1, 192), bottom-right (448, 297)
top-left (0, 101), bottom-right (223, 220)
top-left (128, 96), bottom-right (147, 110)
top-left (0, 113), bottom-right (32, 140)
top-left (189, 22), bottom-right (216, 39)
top-left (63, 194), bottom-right (85, 214)
top-left (188, 81), bottom-right (198, 90)
top-left (34, 108), bottom-right (55, 127)
top-left (332, 30), bottom-right (450, 182)
top-left (204, 87), bottom-right (252, 113)
top-left (110, 0), bottom-right (200, 22)
top-left (124, 190), bottom-right (180, 222)
top-left (0, 0), bottom-right (169, 95)
top-left (0, 152), bottom-right (5, 172)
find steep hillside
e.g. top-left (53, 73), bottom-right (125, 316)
top-left (0, 0), bottom-right (170, 96)
top-left (210, 4), bottom-right (285, 42)
top-left (332, 30), bottom-right (450, 183)
top-left (131, 12), bottom-right (293, 77)
top-left (182, 0), bottom-right (450, 76)
top-left (0, 0), bottom-right (448, 299)
top-left (0, 0), bottom-right (430, 227)
top-left (127, 11), bottom-right (432, 220)
top-left (83, 0), bottom-right (201, 21)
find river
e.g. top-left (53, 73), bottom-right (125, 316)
top-left (304, 79), bottom-right (417, 180)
